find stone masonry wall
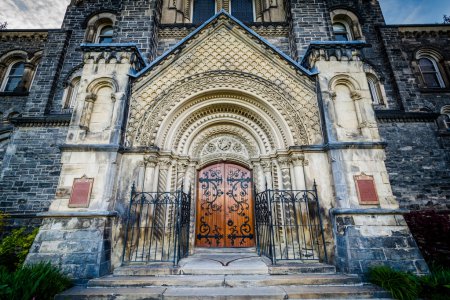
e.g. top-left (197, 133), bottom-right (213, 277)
top-left (379, 26), bottom-right (450, 113)
top-left (334, 212), bottom-right (428, 275)
top-left (26, 215), bottom-right (114, 282)
top-left (379, 121), bottom-right (450, 210)
top-left (0, 126), bottom-right (67, 214)
top-left (288, 0), bottom-right (333, 57)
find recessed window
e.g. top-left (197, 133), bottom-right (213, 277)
top-left (97, 25), bottom-right (113, 44)
top-left (367, 75), bottom-right (384, 105)
top-left (418, 57), bottom-right (445, 88)
top-left (193, 0), bottom-right (216, 24)
top-left (64, 77), bottom-right (81, 109)
top-left (333, 22), bottom-right (350, 41)
top-left (2, 61), bottom-right (26, 92)
top-left (231, 0), bottom-right (254, 23)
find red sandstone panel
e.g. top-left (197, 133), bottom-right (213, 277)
top-left (354, 175), bottom-right (379, 205)
top-left (68, 177), bottom-right (94, 208)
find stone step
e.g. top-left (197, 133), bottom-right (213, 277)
top-left (114, 263), bottom-right (179, 276)
top-left (57, 285), bottom-right (390, 300)
top-left (88, 274), bottom-right (361, 288)
top-left (114, 261), bottom-right (336, 276)
top-left (269, 262), bottom-right (336, 274)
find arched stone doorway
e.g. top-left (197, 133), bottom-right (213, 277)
top-left (196, 162), bottom-right (254, 248)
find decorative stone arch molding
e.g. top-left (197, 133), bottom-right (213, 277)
top-left (128, 71), bottom-right (321, 147)
top-left (158, 92), bottom-right (290, 151)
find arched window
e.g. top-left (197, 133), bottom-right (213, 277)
top-left (441, 106), bottom-right (450, 130)
top-left (2, 61), bottom-right (26, 92)
top-left (231, 0), bottom-right (254, 23)
top-left (333, 22), bottom-right (350, 41)
top-left (193, 0), bottom-right (216, 24)
top-left (367, 74), bottom-right (385, 105)
top-left (97, 25), bottom-right (113, 43)
top-left (418, 57), bottom-right (445, 88)
top-left (84, 13), bottom-right (116, 43)
top-left (63, 77), bottom-right (81, 109)
top-left (330, 10), bottom-right (363, 41)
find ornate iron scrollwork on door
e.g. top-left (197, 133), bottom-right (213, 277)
top-left (196, 163), bottom-right (255, 247)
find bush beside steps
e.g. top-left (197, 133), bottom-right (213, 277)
top-left (368, 265), bottom-right (450, 300)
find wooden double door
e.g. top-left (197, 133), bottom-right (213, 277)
top-left (195, 163), bottom-right (255, 248)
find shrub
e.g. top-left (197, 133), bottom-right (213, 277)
top-left (368, 266), bottom-right (419, 300)
top-left (418, 266), bottom-right (450, 300)
top-left (0, 262), bottom-right (72, 300)
top-left (0, 227), bottom-right (38, 272)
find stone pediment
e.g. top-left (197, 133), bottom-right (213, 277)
top-left (126, 11), bottom-right (322, 148)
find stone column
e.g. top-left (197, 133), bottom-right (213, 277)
top-left (143, 155), bottom-right (158, 191)
top-left (157, 158), bottom-right (172, 192)
top-left (278, 157), bottom-right (292, 190)
top-left (290, 154), bottom-right (306, 190)
top-left (177, 160), bottom-right (189, 191)
top-left (261, 159), bottom-right (272, 189)
top-left (79, 93), bottom-right (96, 130)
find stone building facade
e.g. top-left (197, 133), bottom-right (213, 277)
top-left (0, 0), bottom-right (449, 281)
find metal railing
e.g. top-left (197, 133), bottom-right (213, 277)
top-left (254, 182), bottom-right (327, 264)
top-left (122, 184), bottom-right (191, 265)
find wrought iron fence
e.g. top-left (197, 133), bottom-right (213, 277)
top-left (255, 182), bottom-right (327, 264)
top-left (122, 184), bottom-right (191, 265)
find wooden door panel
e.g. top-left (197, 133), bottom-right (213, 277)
top-left (196, 163), bottom-right (225, 247)
top-left (224, 164), bottom-right (254, 247)
top-left (196, 163), bottom-right (255, 248)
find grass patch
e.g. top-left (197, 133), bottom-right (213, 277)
top-left (368, 266), bottom-right (419, 300)
top-left (368, 265), bottom-right (450, 300)
top-left (0, 262), bottom-right (72, 300)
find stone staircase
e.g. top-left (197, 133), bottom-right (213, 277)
top-left (56, 248), bottom-right (391, 299)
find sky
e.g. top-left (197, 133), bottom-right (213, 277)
top-left (0, 0), bottom-right (449, 29)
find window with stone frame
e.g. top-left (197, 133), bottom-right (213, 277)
top-left (97, 24), bottom-right (114, 44)
top-left (1, 60), bottom-right (26, 92)
top-left (367, 74), bottom-right (385, 105)
top-left (192, 0), bottom-right (216, 24)
top-left (418, 56), bottom-right (445, 89)
top-left (330, 9), bottom-right (364, 41)
top-left (333, 22), bottom-right (351, 41)
top-left (231, 0), bottom-right (254, 23)
top-left (84, 13), bottom-right (116, 44)
top-left (441, 106), bottom-right (450, 130)
top-left (63, 77), bottom-right (81, 109)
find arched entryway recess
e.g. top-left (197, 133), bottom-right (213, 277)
top-left (122, 69), bottom-right (324, 254)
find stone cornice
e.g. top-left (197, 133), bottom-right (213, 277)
top-left (289, 141), bottom-right (387, 152)
top-left (375, 110), bottom-right (439, 123)
top-left (300, 41), bottom-right (370, 70)
top-left (10, 114), bottom-right (71, 127)
top-left (159, 22), bottom-right (289, 38)
top-left (0, 29), bottom-right (50, 43)
top-left (80, 43), bottom-right (148, 70)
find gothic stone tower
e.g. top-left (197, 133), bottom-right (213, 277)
top-left (1, 0), bottom-right (449, 282)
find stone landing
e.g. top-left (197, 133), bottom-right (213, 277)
top-left (57, 248), bottom-right (391, 299)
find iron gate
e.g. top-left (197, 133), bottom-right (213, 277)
top-left (122, 183), bottom-right (191, 265)
top-left (254, 182), bottom-right (328, 264)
